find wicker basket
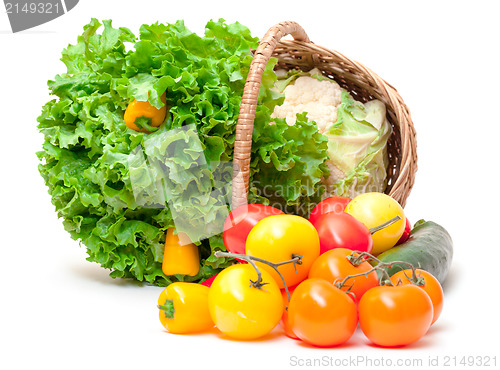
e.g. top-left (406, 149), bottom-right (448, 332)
top-left (232, 21), bottom-right (417, 209)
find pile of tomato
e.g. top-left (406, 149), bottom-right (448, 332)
top-left (157, 193), bottom-right (444, 348)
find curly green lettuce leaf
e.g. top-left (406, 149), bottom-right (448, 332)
top-left (250, 112), bottom-right (330, 216)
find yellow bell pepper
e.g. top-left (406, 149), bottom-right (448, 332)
top-left (123, 92), bottom-right (167, 132)
top-left (162, 228), bottom-right (200, 276)
top-left (158, 282), bottom-right (213, 334)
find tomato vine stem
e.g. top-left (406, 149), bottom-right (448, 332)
top-left (368, 215), bottom-right (402, 234)
top-left (336, 251), bottom-right (424, 289)
top-left (214, 251), bottom-right (302, 301)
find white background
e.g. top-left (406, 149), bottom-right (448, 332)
top-left (1, 1), bottom-right (499, 369)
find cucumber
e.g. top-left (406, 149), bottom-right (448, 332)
top-left (376, 220), bottom-right (453, 285)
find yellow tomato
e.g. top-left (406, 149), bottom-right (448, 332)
top-left (208, 264), bottom-right (283, 340)
top-left (245, 215), bottom-right (320, 288)
top-left (158, 282), bottom-right (213, 334)
top-left (345, 192), bottom-right (405, 255)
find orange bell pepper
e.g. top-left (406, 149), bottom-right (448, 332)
top-left (124, 92), bottom-right (167, 132)
top-left (162, 228), bottom-right (200, 276)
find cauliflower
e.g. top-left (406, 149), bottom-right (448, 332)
top-left (271, 68), bottom-right (342, 134)
top-left (270, 68), bottom-right (392, 199)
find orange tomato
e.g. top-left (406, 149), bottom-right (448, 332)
top-left (359, 284), bottom-right (433, 347)
top-left (279, 285), bottom-right (299, 340)
top-left (391, 269), bottom-right (443, 325)
top-left (288, 278), bottom-right (358, 347)
top-left (308, 248), bottom-right (379, 302)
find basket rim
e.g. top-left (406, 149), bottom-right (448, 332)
top-left (231, 21), bottom-right (417, 209)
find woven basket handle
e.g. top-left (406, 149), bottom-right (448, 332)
top-left (232, 21), bottom-right (310, 208)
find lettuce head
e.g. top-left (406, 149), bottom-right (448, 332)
top-left (36, 19), bottom-right (330, 285)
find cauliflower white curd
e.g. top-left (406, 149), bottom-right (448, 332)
top-left (271, 69), bottom-right (342, 134)
top-left (270, 68), bottom-right (392, 199)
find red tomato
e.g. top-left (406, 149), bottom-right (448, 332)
top-left (396, 218), bottom-right (411, 245)
top-left (359, 285), bottom-right (433, 347)
top-left (279, 285), bottom-right (299, 340)
top-left (223, 204), bottom-right (284, 255)
top-left (390, 269), bottom-right (443, 325)
top-left (199, 273), bottom-right (219, 287)
top-left (308, 196), bottom-right (351, 225)
top-left (288, 278), bottom-right (358, 347)
top-left (311, 212), bottom-right (373, 254)
top-left (308, 248), bottom-right (379, 303)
